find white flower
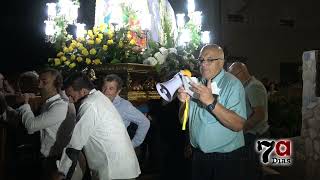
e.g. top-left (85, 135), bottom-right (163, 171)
top-left (168, 48), bottom-right (177, 54)
top-left (159, 47), bottom-right (169, 56)
top-left (154, 52), bottom-right (166, 65)
top-left (143, 57), bottom-right (158, 66)
top-left (182, 55), bottom-right (188, 60)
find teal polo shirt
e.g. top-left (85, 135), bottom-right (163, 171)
top-left (189, 69), bottom-right (247, 153)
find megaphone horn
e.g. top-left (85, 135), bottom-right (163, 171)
top-left (156, 73), bottom-right (183, 102)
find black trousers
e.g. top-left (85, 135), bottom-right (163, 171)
top-left (191, 147), bottom-right (246, 180)
top-left (40, 156), bottom-right (59, 180)
top-left (244, 133), bottom-right (263, 180)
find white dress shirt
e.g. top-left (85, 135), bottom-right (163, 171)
top-left (57, 89), bottom-right (140, 180)
top-left (18, 94), bottom-right (69, 157)
top-left (113, 95), bottom-right (150, 148)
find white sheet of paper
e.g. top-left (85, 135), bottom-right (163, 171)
top-left (211, 81), bottom-right (220, 95)
top-left (181, 76), bottom-right (199, 98)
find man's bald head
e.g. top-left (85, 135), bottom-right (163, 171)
top-left (228, 62), bottom-right (251, 84)
top-left (200, 44), bottom-right (224, 60)
top-left (198, 44), bottom-right (225, 80)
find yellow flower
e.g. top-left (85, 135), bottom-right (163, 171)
top-left (76, 56), bottom-right (83, 62)
top-left (85, 58), bottom-right (91, 64)
top-left (129, 39), bottom-right (136, 45)
top-left (88, 30), bottom-right (95, 39)
top-left (108, 31), bottom-right (114, 39)
top-left (89, 34), bottom-right (95, 40)
top-left (88, 30), bottom-right (93, 37)
top-left (70, 54), bottom-right (76, 60)
top-left (88, 40), bottom-right (95, 45)
top-left (54, 58), bottom-right (61, 66)
top-left (70, 42), bottom-right (76, 48)
top-left (118, 41), bottom-right (124, 48)
top-left (68, 46), bottom-right (74, 52)
top-left (93, 27), bottom-right (99, 34)
top-left (95, 38), bottom-right (102, 44)
top-left (90, 48), bottom-right (97, 55)
top-left (69, 62), bottom-right (76, 69)
top-left (81, 49), bottom-right (89, 56)
top-left (60, 56), bottom-right (67, 61)
top-left (97, 33), bottom-right (103, 39)
top-left (76, 42), bottom-right (83, 47)
top-left (78, 43), bottom-right (84, 50)
top-left (63, 47), bottom-right (69, 53)
top-left (78, 45), bottom-right (85, 50)
top-left (127, 33), bottom-right (132, 39)
top-left (107, 39), bottom-right (114, 45)
top-left (64, 60), bottom-right (71, 66)
top-left (93, 59), bottom-right (102, 65)
top-left (72, 40), bottom-right (77, 44)
top-left (57, 52), bottom-right (64, 57)
top-left (103, 45), bottom-right (108, 51)
top-left (99, 23), bottom-right (107, 32)
top-left (77, 37), bottom-right (85, 42)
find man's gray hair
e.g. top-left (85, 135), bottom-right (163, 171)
top-left (103, 74), bottom-right (123, 91)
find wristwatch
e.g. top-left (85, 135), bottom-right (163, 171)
top-left (206, 95), bottom-right (218, 112)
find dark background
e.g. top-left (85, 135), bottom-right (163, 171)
top-left (2, 0), bottom-right (97, 73)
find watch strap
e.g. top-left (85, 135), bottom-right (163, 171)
top-left (206, 94), bottom-right (218, 112)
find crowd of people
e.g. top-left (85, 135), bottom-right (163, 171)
top-left (0, 70), bottom-right (150, 180)
top-left (0, 44), bottom-right (277, 180)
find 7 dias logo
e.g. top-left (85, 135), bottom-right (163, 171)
top-left (256, 139), bottom-right (292, 166)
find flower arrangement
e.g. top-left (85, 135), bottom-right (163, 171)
top-left (47, 0), bottom-right (204, 77)
top-left (142, 41), bottom-right (198, 76)
top-left (48, 23), bottom-right (146, 73)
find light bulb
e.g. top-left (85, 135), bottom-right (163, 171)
top-left (46, 3), bottom-right (56, 19)
top-left (45, 20), bottom-right (55, 36)
top-left (201, 31), bottom-right (210, 44)
top-left (187, 0), bottom-right (195, 14)
top-left (176, 13), bottom-right (185, 28)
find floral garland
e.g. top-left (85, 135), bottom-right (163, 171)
top-left (48, 23), bottom-right (146, 72)
top-left (48, 2), bottom-right (201, 76)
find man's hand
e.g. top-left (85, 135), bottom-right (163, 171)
top-left (18, 93), bottom-right (36, 104)
top-left (177, 86), bottom-right (189, 103)
top-left (190, 81), bottom-right (214, 106)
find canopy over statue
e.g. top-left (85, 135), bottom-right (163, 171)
top-left (95, 0), bottom-right (177, 45)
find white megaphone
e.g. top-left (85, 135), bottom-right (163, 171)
top-left (156, 70), bottom-right (196, 102)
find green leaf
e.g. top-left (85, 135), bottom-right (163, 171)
top-left (110, 59), bottom-right (121, 64)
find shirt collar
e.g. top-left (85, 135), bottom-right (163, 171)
top-left (45, 94), bottom-right (61, 103)
top-left (112, 95), bottom-right (121, 105)
top-left (89, 89), bottom-right (97, 95)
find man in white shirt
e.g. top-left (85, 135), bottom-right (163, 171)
top-left (228, 62), bottom-right (269, 180)
top-left (228, 62), bottom-right (269, 138)
top-left (17, 68), bottom-right (76, 179)
top-left (56, 73), bottom-right (140, 180)
top-left (101, 74), bottom-right (150, 148)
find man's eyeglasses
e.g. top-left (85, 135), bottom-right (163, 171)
top-left (197, 57), bottom-right (224, 65)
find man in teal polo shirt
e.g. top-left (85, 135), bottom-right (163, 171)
top-left (177, 44), bottom-right (247, 180)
